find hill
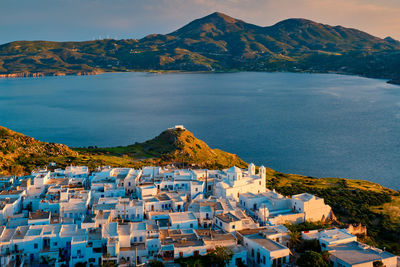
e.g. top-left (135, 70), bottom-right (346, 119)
top-left (0, 126), bottom-right (78, 174)
top-left (76, 127), bottom-right (247, 169)
top-left (266, 171), bottom-right (400, 255)
top-left (1, 12), bottom-right (400, 84)
top-left (0, 126), bottom-right (246, 175)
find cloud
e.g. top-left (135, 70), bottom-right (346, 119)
top-left (1, 0), bottom-right (399, 44)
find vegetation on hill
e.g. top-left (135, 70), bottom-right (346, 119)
top-left (0, 126), bottom-right (246, 175)
top-left (0, 126), bottom-right (78, 175)
top-left (1, 12), bottom-right (400, 84)
top-left (267, 172), bottom-right (400, 255)
top-left (76, 128), bottom-right (247, 169)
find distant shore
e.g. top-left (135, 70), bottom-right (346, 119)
top-left (1, 69), bottom-right (399, 86)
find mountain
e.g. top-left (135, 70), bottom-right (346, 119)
top-left (0, 126), bottom-right (246, 175)
top-left (0, 12), bottom-right (400, 83)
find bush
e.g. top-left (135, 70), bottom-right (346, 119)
top-left (297, 251), bottom-right (328, 267)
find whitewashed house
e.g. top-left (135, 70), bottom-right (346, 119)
top-left (214, 165), bottom-right (267, 201)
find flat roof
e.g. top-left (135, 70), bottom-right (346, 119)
top-left (292, 193), bottom-right (318, 202)
top-left (169, 212), bottom-right (196, 224)
top-left (216, 213), bottom-right (240, 223)
top-left (0, 190), bottom-right (23, 195)
top-left (246, 233), bottom-right (288, 252)
top-left (329, 241), bottom-right (395, 265)
top-left (29, 210), bottom-right (50, 220)
top-left (303, 228), bottom-right (356, 243)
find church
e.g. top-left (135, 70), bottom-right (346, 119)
top-left (214, 163), bottom-right (267, 201)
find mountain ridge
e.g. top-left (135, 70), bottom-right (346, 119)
top-left (0, 12), bottom-right (400, 84)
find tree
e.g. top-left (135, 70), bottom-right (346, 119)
top-left (373, 261), bottom-right (384, 267)
top-left (297, 251), bottom-right (328, 267)
top-left (149, 260), bottom-right (164, 267)
top-left (321, 250), bottom-right (331, 262)
top-left (102, 260), bottom-right (117, 267)
top-left (288, 230), bottom-right (301, 248)
top-left (208, 246), bottom-right (233, 267)
top-left (296, 239), bottom-right (321, 253)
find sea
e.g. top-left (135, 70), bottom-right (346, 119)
top-left (1, 72), bottom-right (399, 189)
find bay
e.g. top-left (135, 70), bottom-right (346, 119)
top-left (0, 72), bottom-right (399, 189)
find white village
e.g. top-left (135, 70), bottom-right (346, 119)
top-left (0, 151), bottom-right (397, 267)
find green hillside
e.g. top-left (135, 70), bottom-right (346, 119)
top-left (267, 172), bottom-right (400, 255)
top-left (1, 12), bottom-right (400, 83)
top-left (76, 128), bottom-right (247, 169)
top-left (0, 126), bottom-right (246, 175)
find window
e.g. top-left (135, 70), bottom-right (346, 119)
top-left (232, 225), bottom-right (235, 229)
top-left (195, 188), bottom-right (198, 192)
top-left (77, 249), bottom-right (81, 255)
top-left (235, 259), bottom-right (243, 265)
top-left (263, 255), bottom-right (266, 264)
top-left (251, 249), bottom-right (254, 257)
top-left (54, 242), bottom-right (57, 246)
top-left (134, 237), bottom-right (137, 242)
top-left (190, 223), bottom-right (193, 228)
top-left (139, 237), bottom-right (143, 242)
top-left (34, 243), bottom-right (38, 249)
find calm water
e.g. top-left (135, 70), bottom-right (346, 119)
top-left (1, 72), bottom-right (399, 189)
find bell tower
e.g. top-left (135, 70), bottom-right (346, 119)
top-left (248, 163), bottom-right (255, 176)
top-left (259, 165), bottom-right (266, 180)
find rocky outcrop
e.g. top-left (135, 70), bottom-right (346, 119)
top-left (388, 79), bottom-right (400, 85)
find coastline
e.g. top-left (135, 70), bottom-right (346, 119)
top-left (1, 68), bottom-right (399, 86)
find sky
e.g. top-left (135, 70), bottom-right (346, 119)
top-left (1, 0), bottom-right (400, 44)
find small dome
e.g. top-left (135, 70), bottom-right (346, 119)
top-left (227, 166), bottom-right (242, 173)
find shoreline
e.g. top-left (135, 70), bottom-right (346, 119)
top-left (1, 69), bottom-right (399, 86)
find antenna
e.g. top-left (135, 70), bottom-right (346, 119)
top-left (205, 170), bottom-right (208, 198)
top-left (123, 199), bottom-right (127, 223)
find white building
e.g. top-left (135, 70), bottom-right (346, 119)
top-left (115, 198), bottom-right (144, 222)
top-left (291, 193), bottom-right (333, 222)
top-left (302, 228), bottom-right (357, 250)
top-left (169, 212), bottom-right (198, 230)
top-left (214, 165), bottom-right (267, 201)
top-left (240, 231), bottom-right (290, 267)
top-left (328, 241), bottom-right (397, 267)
